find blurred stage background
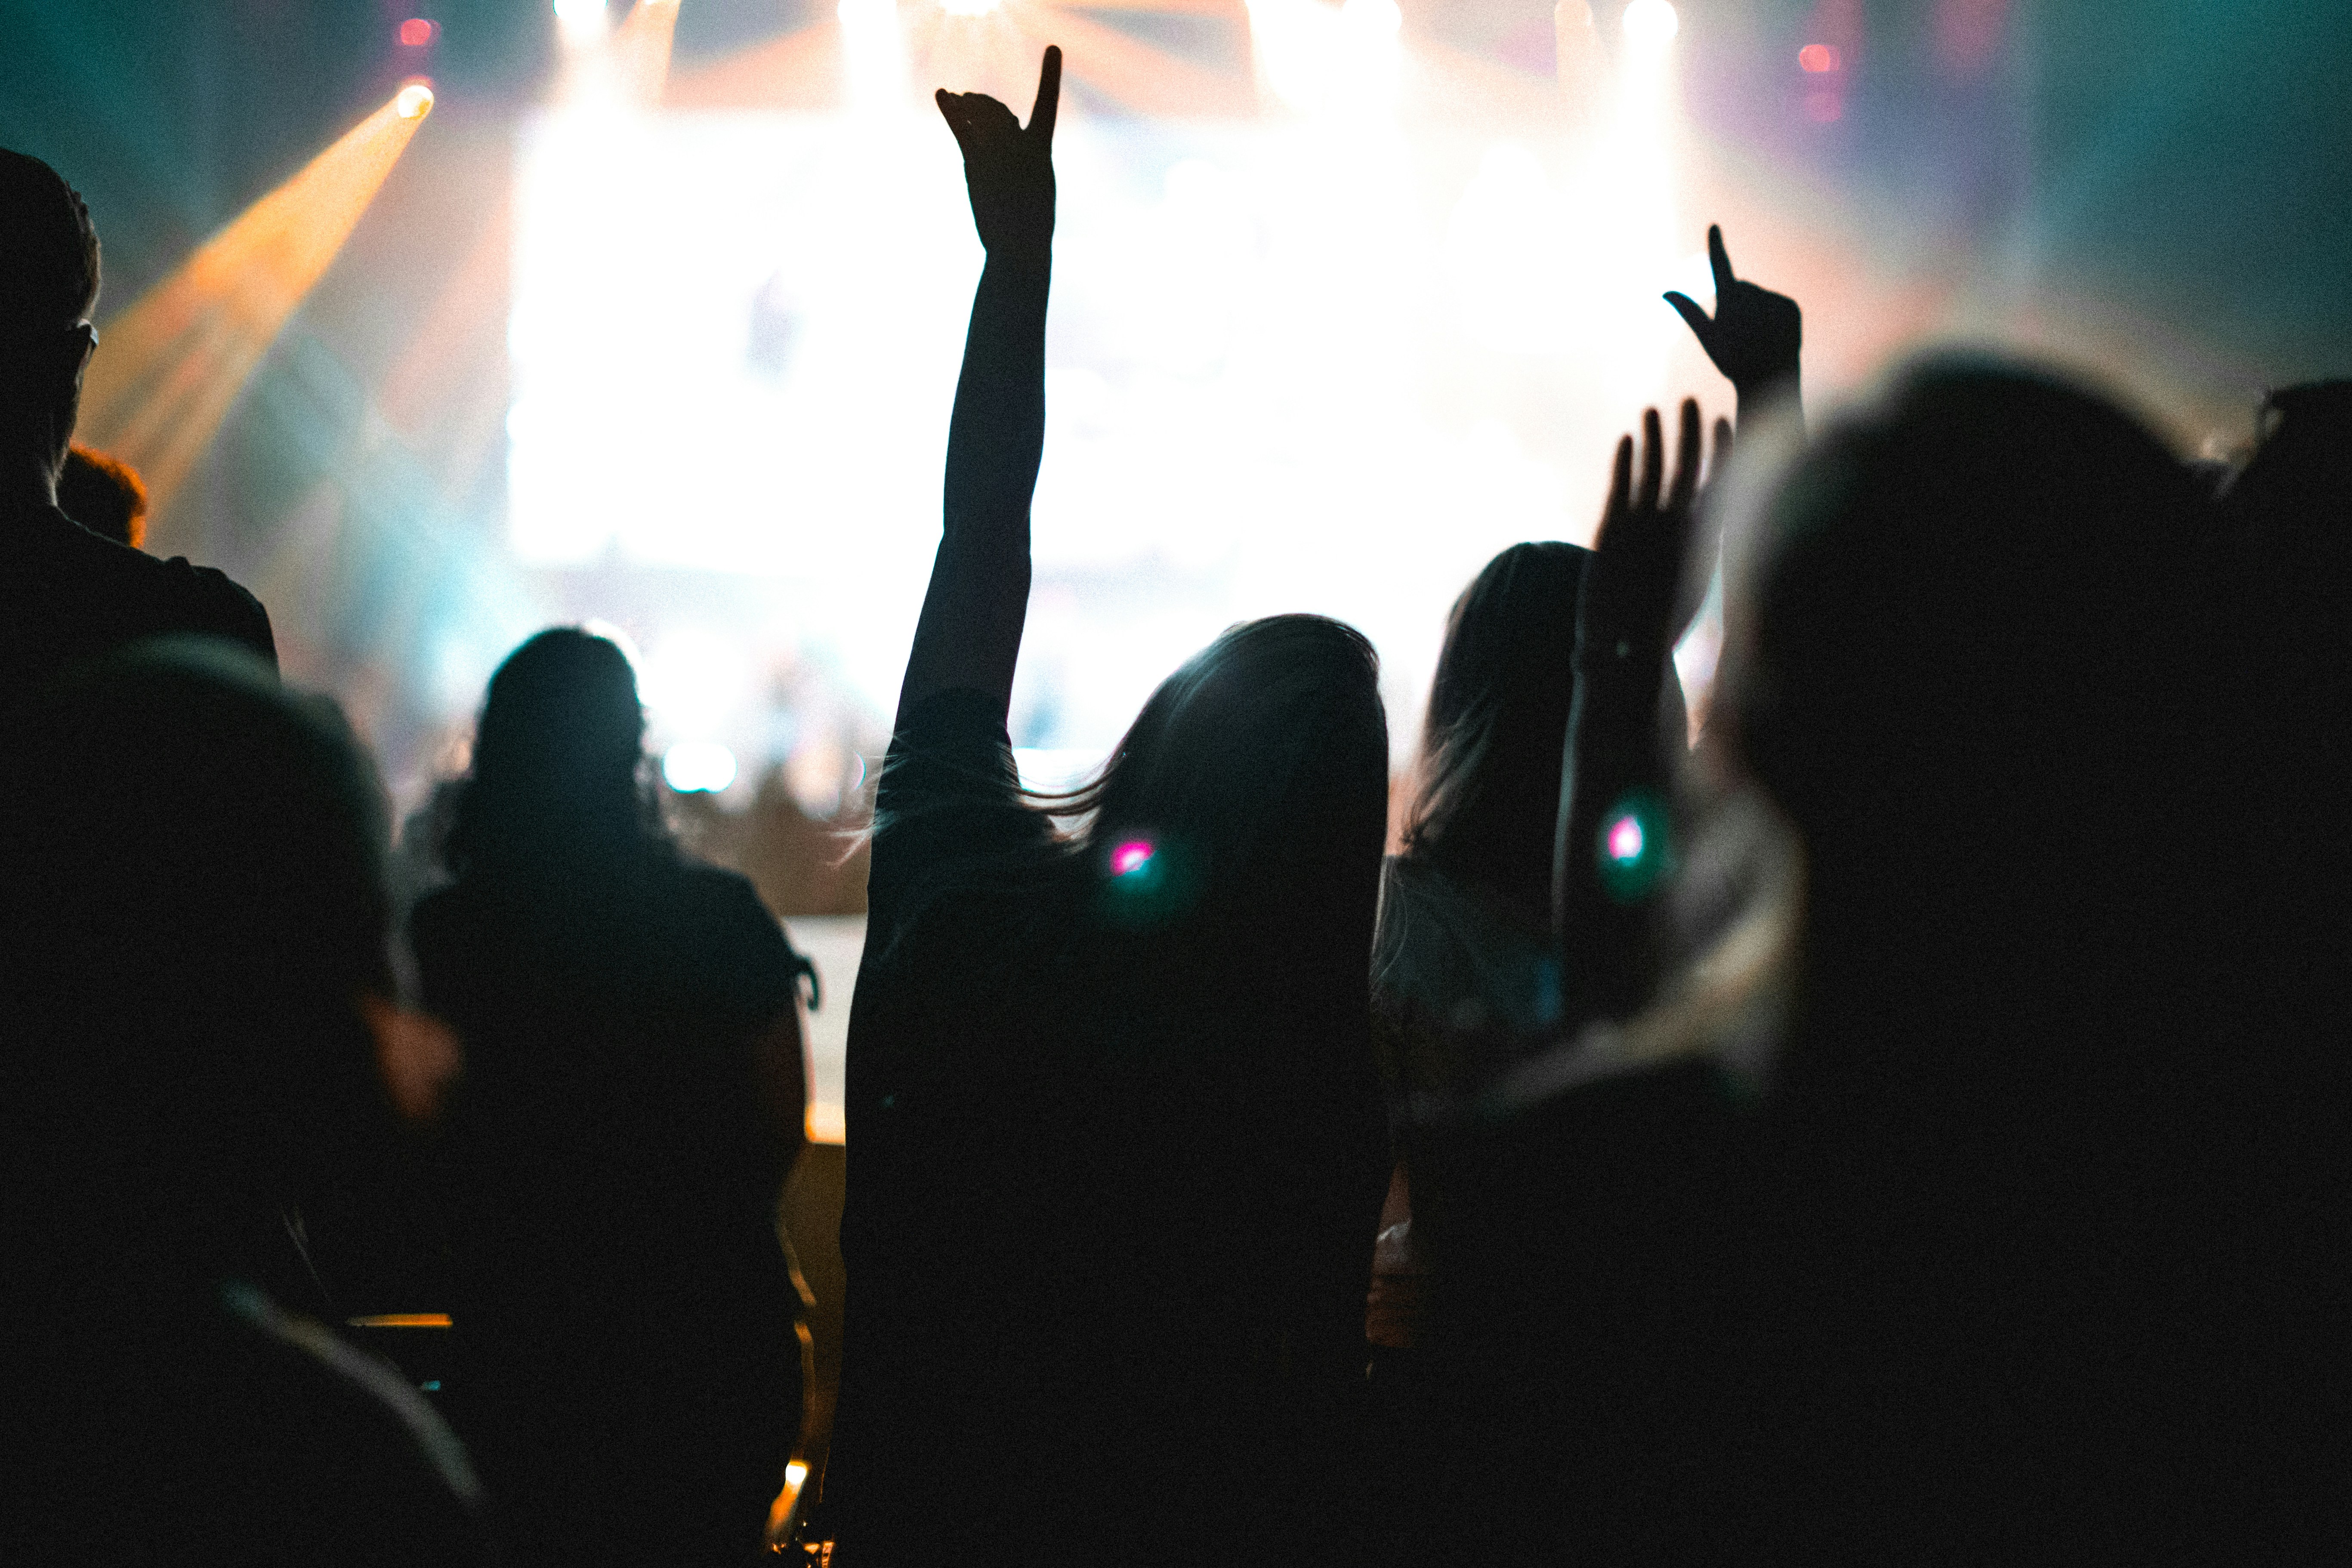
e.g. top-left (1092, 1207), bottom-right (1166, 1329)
top-left (6, 0), bottom-right (2348, 915)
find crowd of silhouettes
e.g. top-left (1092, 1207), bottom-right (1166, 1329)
top-left (4, 38), bottom-right (2349, 1566)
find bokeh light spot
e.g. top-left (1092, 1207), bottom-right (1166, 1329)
top-left (1798, 43), bottom-right (1839, 72)
top-left (1111, 840), bottom-right (1156, 877)
top-left (1622, 0), bottom-right (1679, 48)
top-left (1605, 813), bottom-right (1645, 864)
top-left (663, 741), bottom-right (738, 793)
top-left (395, 81), bottom-right (436, 119)
top-left (399, 18), bottom-right (438, 46)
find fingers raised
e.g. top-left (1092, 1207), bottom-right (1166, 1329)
top-left (1637, 406), bottom-right (1665, 516)
top-left (1029, 45), bottom-right (1062, 143)
top-left (1667, 398), bottom-right (1702, 512)
top-left (1707, 223), bottom-right (1735, 293)
top-left (1663, 290), bottom-right (1714, 341)
top-left (1605, 434), bottom-right (1634, 534)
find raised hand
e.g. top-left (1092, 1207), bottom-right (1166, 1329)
top-left (1664, 225), bottom-right (1801, 409)
top-left (935, 46), bottom-right (1061, 263)
top-left (1582, 399), bottom-right (1728, 657)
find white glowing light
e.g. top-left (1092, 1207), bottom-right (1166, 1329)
top-left (1622, 0), bottom-right (1679, 49)
top-left (785, 1462), bottom-right (809, 1489)
top-left (663, 741), bottom-right (738, 793)
top-left (939, 0), bottom-right (1001, 14)
top-left (838, 0), bottom-right (905, 109)
top-left (554, 0), bottom-right (608, 44)
top-left (394, 82), bottom-right (435, 120)
top-left (639, 629), bottom-right (748, 737)
top-left (1245, 0), bottom-right (1402, 117)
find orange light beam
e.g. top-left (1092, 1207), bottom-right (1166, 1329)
top-left (664, 20), bottom-right (844, 111)
top-left (78, 88), bottom-right (433, 521)
top-left (612, 0), bottom-right (685, 106)
top-left (1016, 0), bottom-right (1259, 117)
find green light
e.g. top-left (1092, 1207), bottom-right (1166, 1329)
top-left (1596, 788), bottom-right (1674, 902)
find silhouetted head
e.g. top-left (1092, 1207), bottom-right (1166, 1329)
top-left (1078, 614), bottom-right (1388, 945)
top-left (1402, 542), bottom-right (1588, 923)
top-left (0, 640), bottom-right (397, 1251)
top-left (58, 444), bottom-right (147, 547)
top-left (0, 149), bottom-right (102, 489)
top-left (444, 626), bottom-right (663, 878)
top-left (1718, 358), bottom-right (2201, 910)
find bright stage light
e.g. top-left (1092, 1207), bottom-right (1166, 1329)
top-left (1622, 0), bottom-right (1679, 48)
top-left (76, 89), bottom-right (432, 527)
top-left (1246, 0), bottom-right (1403, 117)
top-left (510, 115), bottom-right (1661, 765)
top-left (554, 0), bottom-right (608, 46)
top-left (837, 0), bottom-right (905, 109)
top-left (399, 18), bottom-right (438, 46)
top-left (940, 0), bottom-right (1001, 14)
top-left (663, 741), bottom-right (739, 793)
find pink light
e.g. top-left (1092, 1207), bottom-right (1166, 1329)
top-left (1111, 840), bottom-right (1155, 877)
top-left (399, 17), bottom-right (438, 46)
top-left (1798, 43), bottom-right (1839, 73)
top-left (1605, 815), bottom-right (1645, 864)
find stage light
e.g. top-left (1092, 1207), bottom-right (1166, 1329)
top-left (837, 0), bottom-right (904, 110)
top-left (554, 0), bottom-right (607, 46)
top-left (663, 741), bottom-right (739, 793)
top-left (940, 0), bottom-right (1001, 14)
top-left (1606, 814), bottom-right (1645, 865)
top-left (1798, 43), bottom-right (1839, 72)
top-left (1245, 0), bottom-right (1403, 118)
top-left (399, 18), bottom-right (438, 46)
top-left (1111, 840), bottom-right (1156, 878)
top-left (1622, 0), bottom-right (1679, 49)
top-left (75, 88), bottom-right (433, 526)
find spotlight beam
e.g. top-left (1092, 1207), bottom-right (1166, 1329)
top-left (664, 21), bottom-right (844, 110)
top-left (77, 90), bottom-right (432, 528)
top-left (1019, 0), bottom-right (1258, 117)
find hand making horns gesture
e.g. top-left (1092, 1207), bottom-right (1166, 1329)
top-left (936, 45), bottom-right (1062, 263)
top-left (1664, 224), bottom-right (1802, 403)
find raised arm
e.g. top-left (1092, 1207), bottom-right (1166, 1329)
top-left (1553, 400), bottom-right (1723, 1026)
top-left (1665, 225), bottom-right (1802, 434)
top-left (895, 46), bottom-right (1062, 728)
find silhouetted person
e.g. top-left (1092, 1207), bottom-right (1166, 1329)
top-left (0, 639), bottom-right (489, 1565)
top-left (1673, 357), bottom-right (2287, 1558)
top-left (58, 441), bottom-right (148, 547)
top-left (0, 149), bottom-right (274, 701)
top-left (411, 627), bottom-right (806, 1568)
top-left (828, 48), bottom-right (1389, 1566)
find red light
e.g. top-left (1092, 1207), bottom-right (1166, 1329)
top-left (1798, 43), bottom-right (1840, 72)
top-left (399, 17), bottom-right (438, 46)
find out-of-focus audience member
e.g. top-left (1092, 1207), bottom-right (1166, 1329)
top-left (1673, 357), bottom-right (2284, 1559)
top-left (0, 639), bottom-right (487, 1566)
top-left (0, 148), bottom-right (274, 703)
top-left (412, 626), bottom-right (807, 1568)
top-left (58, 441), bottom-right (148, 547)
